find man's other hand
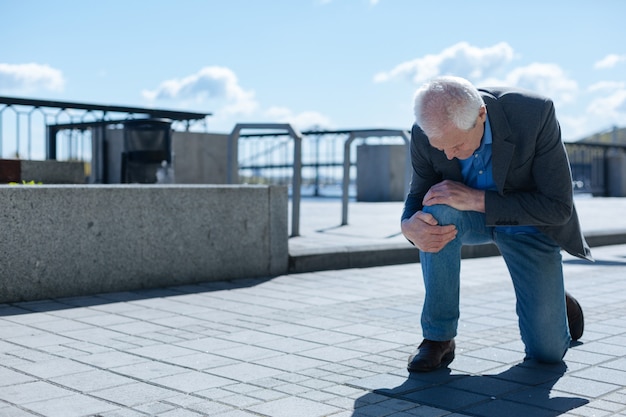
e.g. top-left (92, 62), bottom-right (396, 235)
top-left (401, 210), bottom-right (457, 253)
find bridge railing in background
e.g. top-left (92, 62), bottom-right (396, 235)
top-left (235, 127), bottom-right (410, 196)
top-left (232, 125), bottom-right (411, 232)
top-left (565, 142), bottom-right (626, 196)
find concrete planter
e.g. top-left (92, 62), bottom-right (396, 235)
top-left (0, 185), bottom-right (288, 302)
top-left (356, 145), bottom-right (407, 202)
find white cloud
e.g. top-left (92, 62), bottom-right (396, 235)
top-left (0, 63), bottom-right (65, 93)
top-left (588, 80), bottom-right (626, 93)
top-left (373, 41), bottom-right (515, 84)
top-left (484, 63), bottom-right (578, 105)
top-left (594, 54), bottom-right (626, 69)
top-left (144, 66), bottom-right (336, 133)
top-left (559, 82), bottom-right (626, 139)
top-left (558, 114), bottom-right (592, 140)
top-left (375, 42), bottom-right (578, 107)
top-left (265, 106), bottom-right (333, 130)
top-left (142, 66), bottom-right (258, 116)
top-left (587, 88), bottom-right (626, 119)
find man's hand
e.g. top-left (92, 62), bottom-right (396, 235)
top-left (401, 210), bottom-right (457, 253)
top-left (422, 180), bottom-right (485, 212)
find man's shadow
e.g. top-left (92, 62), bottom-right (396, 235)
top-left (350, 360), bottom-right (588, 416)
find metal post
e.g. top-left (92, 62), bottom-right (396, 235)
top-left (0, 107), bottom-right (4, 158)
top-left (46, 125), bottom-right (57, 160)
top-left (15, 112), bottom-right (20, 158)
top-left (228, 123), bottom-right (302, 237)
top-left (342, 133), bottom-right (356, 225)
top-left (341, 129), bottom-right (411, 226)
top-left (291, 129), bottom-right (302, 237)
top-left (227, 125), bottom-right (242, 184)
top-left (314, 135), bottom-right (320, 197)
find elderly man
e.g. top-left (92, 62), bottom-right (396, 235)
top-left (401, 76), bottom-right (590, 372)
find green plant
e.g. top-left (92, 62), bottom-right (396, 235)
top-left (8, 180), bottom-right (43, 186)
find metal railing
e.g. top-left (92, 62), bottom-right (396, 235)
top-left (229, 123), bottom-right (303, 237)
top-left (232, 132), bottom-right (626, 198)
top-left (230, 125), bottom-right (412, 234)
top-left (565, 142), bottom-right (617, 196)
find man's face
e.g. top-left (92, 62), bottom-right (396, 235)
top-left (428, 106), bottom-right (487, 160)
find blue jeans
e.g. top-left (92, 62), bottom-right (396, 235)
top-left (419, 204), bottom-right (571, 363)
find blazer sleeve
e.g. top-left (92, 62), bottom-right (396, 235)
top-left (402, 125), bottom-right (434, 220)
top-left (484, 97), bottom-right (574, 227)
top-left (401, 124), bottom-right (461, 221)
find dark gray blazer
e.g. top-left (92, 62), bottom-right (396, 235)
top-left (402, 87), bottom-right (592, 260)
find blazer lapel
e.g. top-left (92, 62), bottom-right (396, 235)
top-left (483, 93), bottom-right (515, 194)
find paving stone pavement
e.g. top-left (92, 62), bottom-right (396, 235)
top-left (1, 198), bottom-right (626, 417)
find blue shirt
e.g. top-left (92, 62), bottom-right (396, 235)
top-left (458, 116), bottom-right (538, 234)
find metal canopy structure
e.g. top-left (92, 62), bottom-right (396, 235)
top-left (0, 96), bottom-right (210, 121)
top-left (0, 96), bottom-right (211, 160)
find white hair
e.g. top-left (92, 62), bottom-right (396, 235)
top-left (413, 76), bottom-right (484, 138)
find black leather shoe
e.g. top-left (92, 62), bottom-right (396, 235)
top-left (566, 292), bottom-right (584, 341)
top-left (407, 339), bottom-right (455, 372)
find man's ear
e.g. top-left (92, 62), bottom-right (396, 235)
top-left (479, 105), bottom-right (487, 122)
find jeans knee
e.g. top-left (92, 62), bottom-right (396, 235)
top-left (422, 204), bottom-right (462, 226)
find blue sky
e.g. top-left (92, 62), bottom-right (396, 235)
top-left (2, 0), bottom-right (625, 142)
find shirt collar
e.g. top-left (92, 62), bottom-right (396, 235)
top-left (483, 114), bottom-right (492, 146)
top-left (473, 114), bottom-right (492, 155)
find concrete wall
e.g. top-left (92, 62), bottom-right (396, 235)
top-left (99, 129), bottom-right (229, 184)
top-left (0, 159), bottom-right (85, 184)
top-left (172, 131), bottom-right (229, 184)
top-left (356, 144), bottom-right (407, 202)
top-left (21, 160), bottom-right (86, 183)
top-left (0, 185), bottom-right (288, 303)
